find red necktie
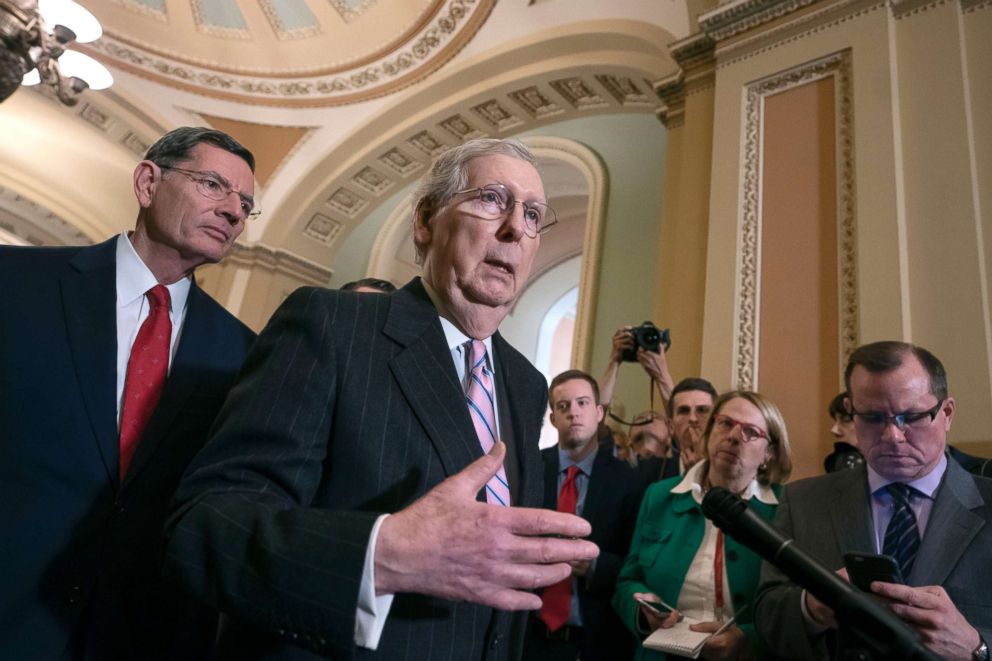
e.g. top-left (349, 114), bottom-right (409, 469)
top-left (539, 465), bottom-right (580, 631)
top-left (118, 285), bottom-right (171, 477)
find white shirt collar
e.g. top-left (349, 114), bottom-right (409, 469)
top-left (670, 459), bottom-right (779, 506)
top-left (421, 278), bottom-right (494, 362)
top-left (116, 232), bottom-right (192, 315)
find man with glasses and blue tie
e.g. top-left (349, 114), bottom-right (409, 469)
top-left (755, 341), bottom-right (992, 661)
top-left (0, 127), bottom-right (257, 659)
top-left (164, 138), bottom-right (599, 660)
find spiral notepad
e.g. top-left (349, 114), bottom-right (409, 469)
top-left (642, 615), bottom-right (736, 659)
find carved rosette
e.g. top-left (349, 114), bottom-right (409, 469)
top-left (735, 50), bottom-right (857, 389)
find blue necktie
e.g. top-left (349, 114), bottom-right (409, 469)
top-left (882, 483), bottom-right (920, 579)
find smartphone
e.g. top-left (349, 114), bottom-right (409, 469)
top-left (843, 552), bottom-right (904, 591)
top-left (635, 597), bottom-right (674, 618)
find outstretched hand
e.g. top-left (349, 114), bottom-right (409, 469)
top-left (374, 441), bottom-right (599, 610)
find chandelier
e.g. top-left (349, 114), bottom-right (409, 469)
top-left (0, 0), bottom-right (111, 106)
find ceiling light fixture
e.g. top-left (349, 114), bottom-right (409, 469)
top-left (0, 0), bottom-right (111, 105)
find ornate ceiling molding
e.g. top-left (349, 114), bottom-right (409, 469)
top-left (0, 184), bottom-right (91, 246)
top-left (84, 0), bottom-right (497, 107)
top-left (282, 70), bottom-right (659, 258)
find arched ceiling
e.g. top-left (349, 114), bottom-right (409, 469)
top-left (1, 0), bottom-right (698, 273)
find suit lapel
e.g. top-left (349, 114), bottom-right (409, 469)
top-left (830, 467), bottom-right (875, 557)
top-left (542, 448), bottom-right (559, 510)
top-left (386, 280), bottom-right (481, 479)
top-left (60, 239), bottom-right (119, 486)
top-left (122, 283), bottom-right (213, 489)
top-left (581, 448), bottom-right (609, 524)
top-left (492, 332), bottom-right (544, 509)
top-left (911, 459), bottom-right (985, 586)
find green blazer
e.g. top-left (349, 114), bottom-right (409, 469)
top-left (612, 474), bottom-right (781, 660)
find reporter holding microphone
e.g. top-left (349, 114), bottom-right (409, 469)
top-left (613, 391), bottom-right (794, 659)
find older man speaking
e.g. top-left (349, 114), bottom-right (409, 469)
top-left (165, 138), bottom-right (598, 661)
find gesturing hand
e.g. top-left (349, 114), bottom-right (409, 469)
top-left (374, 441), bottom-right (599, 610)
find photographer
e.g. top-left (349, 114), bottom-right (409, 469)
top-left (599, 324), bottom-right (675, 411)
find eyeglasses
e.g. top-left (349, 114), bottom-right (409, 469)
top-left (452, 183), bottom-right (558, 237)
top-left (712, 414), bottom-right (768, 443)
top-left (848, 400), bottom-right (944, 431)
top-left (161, 166), bottom-right (260, 220)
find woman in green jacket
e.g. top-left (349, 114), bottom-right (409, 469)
top-left (613, 391), bottom-right (793, 660)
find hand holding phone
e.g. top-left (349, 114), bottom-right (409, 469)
top-left (843, 552), bottom-right (905, 592)
top-left (635, 596), bottom-right (682, 621)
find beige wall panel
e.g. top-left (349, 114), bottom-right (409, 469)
top-left (702, 9), bottom-right (903, 390)
top-left (759, 78), bottom-right (839, 480)
top-left (963, 4), bottom-right (992, 452)
top-left (657, 85), bottom-right (715, 382)
top-left (894, 2), bottom-right (991, 446)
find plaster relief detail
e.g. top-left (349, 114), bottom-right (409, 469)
top-left (408, 130), bottom-right (448, 155)
top-left (327, 188), bottom-right (367, 217)
top-left (508, 87), bottom-right (562, 119)
top-left (329, 0), bottom-right (379, 23)
top-left (352, 166), bottom-right (394, 195)
top-left (596, 75), bottom-right (651, 106)
top-left (471, 100), bottom-right (523, 131)
top-left (439, 114), bottom-right (486, 141)
top-left (735, 50), bottom-right (857, 389)
top-left (379, 148), bottom-right (422, 176)
top-left (303, 213), bottom-right (344, 244)
top-left (91, 0), bottom-right (495, 106)
top-left (550, 78), bottom-right (608, 110)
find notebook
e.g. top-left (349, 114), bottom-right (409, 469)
top-left (642, 615), bottom-right (737, 659)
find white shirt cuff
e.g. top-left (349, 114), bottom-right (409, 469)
top-left (354, 513), bottom-right (395, 649)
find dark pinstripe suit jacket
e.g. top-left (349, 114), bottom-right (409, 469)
top-left (165, 278), bottom-right (548, 660)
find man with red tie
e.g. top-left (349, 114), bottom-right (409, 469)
top-left (0, 127), bottom-right (256, 659)
top-left (524, 370), bottom-right (650, 661)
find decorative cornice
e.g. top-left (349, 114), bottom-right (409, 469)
top-left (699, 0), bottom-right (820, 42)
top-left (653, 32), bottom-right (716, 128)
top-left (227, 242), bottom-right (331, 285)
top-left (961, 0), bottom-right (991, 12)
top-left (734, 51), bottom-right (857, 389)
top-left (0, 184), bottom-right (91, 246)
top-left (87, 0), bottom-right (496, 107)
top-left (888, 0), bottom-right (948, 17)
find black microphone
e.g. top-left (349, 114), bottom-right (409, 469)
top-left (701, 487), bottom-right (941, 661)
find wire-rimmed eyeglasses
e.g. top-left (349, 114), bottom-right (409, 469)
top-left (452, 183), bottom-right (557, 237)
top-left (161, 165), bottom-right (260, 220)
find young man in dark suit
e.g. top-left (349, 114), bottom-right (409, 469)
top-left (525, 370), bottom-right (649, 661)
top-left (0, 127), bottom-right (257, 659)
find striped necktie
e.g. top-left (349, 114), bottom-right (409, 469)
top-left (465, 340), bottom-right (511, 506)
top-left (882, 483), bottom-right (920, 579)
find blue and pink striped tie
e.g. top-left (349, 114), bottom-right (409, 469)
top-left (466, 340), bottom-right (511, 506)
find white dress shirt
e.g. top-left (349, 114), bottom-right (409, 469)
top-left (114, 232), bottom-right (191, 426)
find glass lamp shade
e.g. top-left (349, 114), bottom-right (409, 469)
top-left (38, 0), bottom-right (103, 43)
top-left (57, 50), bottom-right (113, 90)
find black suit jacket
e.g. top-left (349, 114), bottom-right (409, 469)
top-left (527, 446), bottom-right (647, 660)
top-left (164, 278), bottom-right (548, 661)
top-left (0, 238), bottom-right (255, 659)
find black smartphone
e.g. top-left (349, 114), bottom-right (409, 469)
top-left (635, 597), bottom-right (674, 618)
top-left (843, 552), bottom-right (905, 591)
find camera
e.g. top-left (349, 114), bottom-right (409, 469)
top-left (621, 321), bottom-right (671, 361)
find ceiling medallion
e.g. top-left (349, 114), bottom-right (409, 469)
top-left (85, 0), bottom-right (495, 107)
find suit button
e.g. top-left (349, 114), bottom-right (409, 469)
top-left (66, 585), bottom-right (82, 605)
top-left (490, 634), bottom-right (500, 650)
top-left (317, 637), bottom-right (326, 646)
top-left (113, 500), bottom-right (126, 514)
top-left (290, 632), bottom-right (298, 640)
top-left (726, 549), bottom-right (738, 562)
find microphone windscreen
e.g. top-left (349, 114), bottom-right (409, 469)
top-left (701, 486), bottom-right (747, 531)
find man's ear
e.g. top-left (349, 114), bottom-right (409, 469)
top-left (412, 200), bottom-right (433, 252)
top-left (133, 160), bottom-right (159, 209)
